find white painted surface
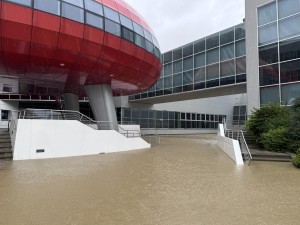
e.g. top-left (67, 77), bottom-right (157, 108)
top-left (217, 124), bottom-right (244, 165)
top-left (13, 119), bottom-right (150, 160)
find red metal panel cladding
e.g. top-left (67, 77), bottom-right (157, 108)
top-left (0, 0), bottom-right (162, 96)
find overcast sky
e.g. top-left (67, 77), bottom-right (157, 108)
top-left (124, 0), bottom-right (245, 53)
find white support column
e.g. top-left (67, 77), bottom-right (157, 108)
top-left (63, 93), bottom-right (79, 112)
top-left (84, 84), bottom-right (118, 131)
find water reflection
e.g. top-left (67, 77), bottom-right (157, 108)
top-left (0, 135), bottom-right (299, 225)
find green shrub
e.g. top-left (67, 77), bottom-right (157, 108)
top-left (261, 128), bottom-right (289, 152)
top-left (292, 150), bottom-right (300, 168)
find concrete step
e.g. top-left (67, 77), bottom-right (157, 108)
top-left (0, 139), bottom-right (11, 143)
top-left (0, 148), bottom-right (12, 153)
top-left (0, 143), bottom-right (12, 148)
top-left (252, 157), bottom-right (291, 162)
top-left (0, 152), bottom-right (13, 159)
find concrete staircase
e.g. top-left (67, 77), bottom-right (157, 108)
top-left (0, 129), bottom-right (13, 160)
top-left (243, 131), bottom-right (291, 162)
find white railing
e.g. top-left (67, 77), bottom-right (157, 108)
top-left (18, 109), bottom-right (142, 139)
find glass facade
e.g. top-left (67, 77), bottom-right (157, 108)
top-left (4, 0), bottom-right (160, 59)
top-left (117, 107), bottom-right (226, 129)
top-left (130, 23), bottom-right (246, 100)
top-left (258, 0), bottom-right (300, 105)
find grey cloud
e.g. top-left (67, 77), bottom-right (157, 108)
top-left (124, 0), bottom-right (245, 52)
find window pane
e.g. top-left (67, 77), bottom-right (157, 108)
top-left (6, 0), bottom-right (31, 7)
top-left (282, 83), bottom-right (300, 105)
top-left (194, 39), bottom-right (205, 53)
top-left (260, 86), bottom-right (280, 104)
top-left (173, 48), bottom-right (182, 61)
top-left (235, 24), bottom-right (246, 40)
top-left (173, 73), bottom-right (182, 87)
top-left (236, 40), bottom-right (246, 57)
top-left (183, 71), bottom-right (193, 85)
top-left (144, 29), bottom-right (153, 42)
top-left (62, 3), bottom-right (84, 23)
top-left (86, 12), bottom-right (103, 29)
top-left (258, 22), bottom-right (278, 46)
top-left (183, 57), bottom-right (193, 71)
top-left (194, 67), bottom-right (205, 82)
top-left (105, 19), bottom-right (120, 36)
top-left (206, 48), bottom-right (219, 65)
top-left (164, 76), bottom-right (172, 88)
top-left (163, 51), bottom-right (172, 64)
top-left (183, 44), bottom-right (193, 57)
top-left (206, 63), bottom-right (219, 80)
top-left (280, 37), bottom-right (300, 61)
top-left (173, 60), bottom-right (182, 74)
top-left (104, 6), bottom-right (119, 23)
top-left (221, 76), bottom-right (235, 85)
top-left (63, 0), bottom-right (83, 7)
top-left (34, 0), bottom-right (60, 15)
top-left (280, 59), bottom-right (300, 83)
top-left (258, 2), bottom-right (277, 26)
top-left (121, 26), bottom-right (134, 42)
top-left (278, 0), bottom-right (300, 19)
top-left (194, 53), bottom-right (205, 68)
top-left (259, 43), bottom-right (278, 66)
top-left (145, 40), bottom-right (154, 53)
top-left (85, 0), bottom-right (103, 15)
top-left (259, 64), bottom-right (279, 86)
top-left (156, 79), bottom-right (163, 90)
top-left (279, 14), bottom-right (300, 40)
top-left (164, 63), bottom-right (172, 76)
top-left (206, 34), bottom-right (219, 49)
top-left (220, 60), bottom-right (235, 77)
top-left (220, 28), bottom-right (234, 45)
top-left (134, 34), bottom-right (145, 48)
top-left (220, 43), bottom-right (234, 61)
top-left (133, 22), bottom-right (144, 36)
top-left (236, 57), bottom-right (246, 74)
top-left (120, 15), bottom-right (133, 29)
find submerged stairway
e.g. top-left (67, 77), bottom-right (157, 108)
top-left (243, 131), bottom-right (291, 162)
top-left (0, 129), bottom-right (12, 160)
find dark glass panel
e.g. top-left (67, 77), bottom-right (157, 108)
top-left (133, 22), bottom-right (144, 36)
top-left (173, 73), bottom-right (183, 87)
top-left (134, 33), bottom-right (146, 49)
top-left (144, 29), bottom-right (153, 42)
top-left (206, 48), bottom-right (219, 65)
top-left (220, 43), bottom-right (234, 61)
top-left (183, 71), bottom-right (193, 85)
top-left (258, 22), bottom-right (277, 46)
top-left (86, 12), bottom-right (103, 29)
top-left (259, 43), bottom-right (278, 66)
top-left (206, 34), bottom-right (219, 49)
top-left (194, 67), bottom-right (205, 82)
top-left (164, 88), bottom-right (172, 96)
top-left (156, 79), bottom-right (163, 90)
top-left (280, 37), bottom-right (300, 61)
top-left (282, 83), bottom-right (300, 105)
top-left (260, 86), bottom-right (280, 104)
top-left (220, 60), bottom-right (235, 77)
top-left (183, 44), bottom-right (193, 57)
top-left (259, 64), bottom-right (279, 86)
top-left (194, 39), bottom-right (205, 53)
top-left (258, 2), bottom-right (277, 26)
top-left (194, 82), bottom-right (205, 90)
top-left (206, 79), bottom-right (219, 88)
top-left (164, 63), bottom-right (172, 76)
top-left (236, 74), bottom-right (246, 83)
top-left (235, 24), bottom-right (246, 40)
top-left (164, 76), bottom-right (172, 89)
top-left (145, 40), bottom-right (154, 53)
top-left (220, 28), bottom-right (234, 45)
top-left (236, 57), bottom-right (246, 74)
top-left (173, 86), bottom-right (183, 93)
top-left (206, 63), bottom-right (219, 80)
top-left (163, 51), bottom-right (172, 64)
top-left (221, 76), bottom-right (235, 85)
top-left (173, 60), bottom-right (182, 73)
top-left (173, 48), bottom-right (182, 61)
top-left (280, 59), bottom-right (300, 83)
top-left (194, 53), bottom-right (205, 68)
top-left (105, 19), bottom-right (120, 36)
top-left (235, 40), bottom-right (246, 57)
top-left (183, 57), bottom-right (193, 71)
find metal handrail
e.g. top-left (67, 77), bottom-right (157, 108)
top-left (18, 109), bottom-right (143, 138)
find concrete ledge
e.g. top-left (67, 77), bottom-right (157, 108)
top-left (217, 124), bottom-right (244, 165)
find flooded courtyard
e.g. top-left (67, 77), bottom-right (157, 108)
top-left (0, 135), bottom-right (299, 225)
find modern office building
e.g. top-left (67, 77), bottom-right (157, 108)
top-left (0, 0), bottom-right (300, 135)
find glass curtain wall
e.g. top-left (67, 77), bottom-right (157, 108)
top-left (258, 0), bottom-right (300, 105)
top-left (130, 23), bottom-right (246, 100)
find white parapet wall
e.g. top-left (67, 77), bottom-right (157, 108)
top-left (217, 124), bottom-right (244, 165)
top-left (13, 119), bottom-right (150, 160)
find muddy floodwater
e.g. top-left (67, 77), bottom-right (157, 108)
top-left (0, 135), bottom-right (299, 225)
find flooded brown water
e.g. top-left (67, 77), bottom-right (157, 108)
top-left (0, 135), bottom-right (299, 225)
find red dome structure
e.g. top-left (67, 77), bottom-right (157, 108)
top-left (0, 0), bottom-right (162, 96)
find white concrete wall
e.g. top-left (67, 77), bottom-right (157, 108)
top-left (216, 124), bottom-right (244, 165)
top-left (13, 119), bottom-right (150, 161)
